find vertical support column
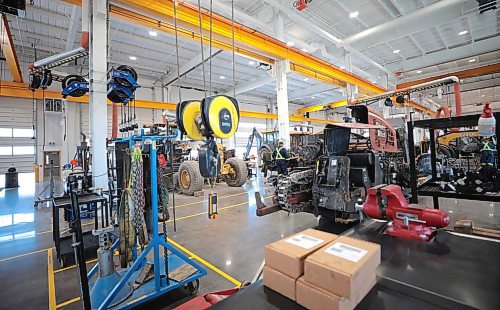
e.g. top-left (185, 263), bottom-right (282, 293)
top-left (89, 0), bottom-right (108, 189)
top-left (407, 118), bottom-right (418, 204)
top-left (274, 59), bottom-right (290, 149)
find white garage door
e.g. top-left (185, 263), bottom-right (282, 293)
top-left (0, 99), bottom-right (36, 173)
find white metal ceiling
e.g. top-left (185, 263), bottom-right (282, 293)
top-left (3, 0), bottom-right (499, 114)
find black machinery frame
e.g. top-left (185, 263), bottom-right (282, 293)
top-left (407, 112), bottom-right (500, 208)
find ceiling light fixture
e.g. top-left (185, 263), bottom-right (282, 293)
top-left (286, 41), bottom-right (295, 46)
top-left (468, 58), bottom-right (476, 63)
top-left (219, 75), bottom-right (226, 79)
top-left (393, 49), bottom-right (400, 54)
top-left (149, 30), bottom-right (158, 37)
top-left (248, 60), bottom-right (255, 65)
top-left (129, 56), bottom-right (137, 60)
top-left (458, 30), bottom-right (468, 35)
top-left (416, 70), bottom-right (422, 73)
top-left (349, 11), bottom-right (359, 18)
top-left (303, 78), bottom-right (309, 81)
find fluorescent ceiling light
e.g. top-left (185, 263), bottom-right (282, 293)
top-left (286, 41), bottom-right (295, 46)
top-left (468, 58), bottom-right (476, 63)
top-left (149, 30), bottom-right (158, 37)
top-left (129, 56), bottom-right (137, 60)
top-left (219, 75), bottom-right (226, 79)
top-left (458, 30), bottom-right (468, 35)
top-left (248, 60), bottom-right (255, 65)
top-left (349, 11), bottom-right (359, 18)
top-left (303, 78), bottom-right (309, 81)
top-left (416, 70), bottom-right (422, 73)
top-left (393, 49), bottom-right (400, 54)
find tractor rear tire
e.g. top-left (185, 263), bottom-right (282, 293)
top-left (178, 161), bottom-right (203, 196)
top-left (223, 158), bottom-right (248, 187)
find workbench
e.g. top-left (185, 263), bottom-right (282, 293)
top-left (214, 220), bottom-right (500, 310)
top-left (52, 192), bottom-right (110, 266)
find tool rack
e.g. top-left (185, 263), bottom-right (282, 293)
top-left (407, 113), bottom-right (500, 208)
top-left (70, 131), bottom-right (207, 309)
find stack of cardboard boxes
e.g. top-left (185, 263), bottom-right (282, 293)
top-left (264, 229), bottom-right (381, 310)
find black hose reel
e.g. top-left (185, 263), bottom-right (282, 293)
top-left (176, 95), bottom-right (240, 178)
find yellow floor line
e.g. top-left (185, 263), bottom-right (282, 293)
top-left (47, 249), bottom-right (57, 310)
top-left (36, 188), bottom-right (272, 236)
top-left (0, 247), bottom-right (53, 263)
top-left (55, 236), bottom-right (244, 308)
top-left (56, 297), bottom-right (80, 309)
top-left (53, 258), bottom-right (98, 274)
top-left (167, 237), bottom-right (241, 286)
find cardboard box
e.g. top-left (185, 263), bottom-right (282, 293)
top-left (265, 229), bottom-right (338, 279)
top-left (263, 266), bottom-right (296, 300)
top-left (296, 277), bottom-right (351, 310)
top-left (304, 236), bottom-right (380, 305)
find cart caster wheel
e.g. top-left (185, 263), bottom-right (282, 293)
top-left (185, 279), bottom-right (199, 295)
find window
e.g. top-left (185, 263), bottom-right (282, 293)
top-left (13, 128), bottom-right (34, 138)
top-left (0, 147), bottom-right (12, 156)
top-left (0, 128), bottom-right (12, 137)
top-left (12, 146), bottom-right (35, 155)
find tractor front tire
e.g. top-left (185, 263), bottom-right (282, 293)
top-left (223, 158), bottom-right (248, 187)
top-left (178, 161), bottom-right (203, 195)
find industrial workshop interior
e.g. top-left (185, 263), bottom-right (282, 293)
top-left (0, 0), bottom-right (499, 309)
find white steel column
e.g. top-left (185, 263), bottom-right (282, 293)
top-left (273, 11), bottom-right (290, 148)
top-left (274, 59), bottom-right (290, 149)
top-left (89, 0), bottom-right (108, 189)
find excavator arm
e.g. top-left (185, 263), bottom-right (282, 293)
top-left (244, 127), bottom-right (263, 160)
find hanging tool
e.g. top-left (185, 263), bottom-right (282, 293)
top-left (362, 184), bottom-right (450, 241)
top-left (208, 192), bottom-right (218, 219)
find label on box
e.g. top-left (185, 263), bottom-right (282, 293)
top-left (325, 242), bottom-right (367, 262)
top-left (285, 234), bottom-right (324, 249)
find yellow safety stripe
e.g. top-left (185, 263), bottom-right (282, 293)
top-left (276, 147), bottom-right (285, 160)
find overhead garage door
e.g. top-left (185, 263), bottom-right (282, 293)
top-left (0, 98), bottom-right (36, 173)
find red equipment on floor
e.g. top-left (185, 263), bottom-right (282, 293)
top-left (174, 287), bottom-right (242, 310)
top-left (363, 184), bottom-right (450, 241)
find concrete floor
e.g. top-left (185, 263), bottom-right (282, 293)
top-left (0, 172), bottom-right (498, 309)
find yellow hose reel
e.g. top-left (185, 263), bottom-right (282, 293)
top-left (176, 95), bottom-right (239, 140)
top-left (176, 95), bottom-right (240, 179)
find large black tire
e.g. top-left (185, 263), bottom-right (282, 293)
top-left (178, 160), bottom-right (203, 195)
top-left (223, 158), bottom-right (248, 187)
top-left (437, 145), bottom-right (452, 158)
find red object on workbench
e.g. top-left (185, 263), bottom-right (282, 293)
top-left (363, 184), bottom-right (450, 241)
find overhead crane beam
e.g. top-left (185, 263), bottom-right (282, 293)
top-left (59, 0), bottom-right (433, 114)
top-left (396, 63), bottom-right (500, 89)
top-left (1, 15), bottom-right (23, 82)
top-left (0, 81), bottom-right (338, 126)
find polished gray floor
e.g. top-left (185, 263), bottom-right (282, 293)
top-left (0, 172), bottom-right (498, 309)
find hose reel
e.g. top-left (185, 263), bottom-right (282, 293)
top-left (176, 95), bottom-right (240, 178)
top-left (107, 65), bottom-right (140, 104)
